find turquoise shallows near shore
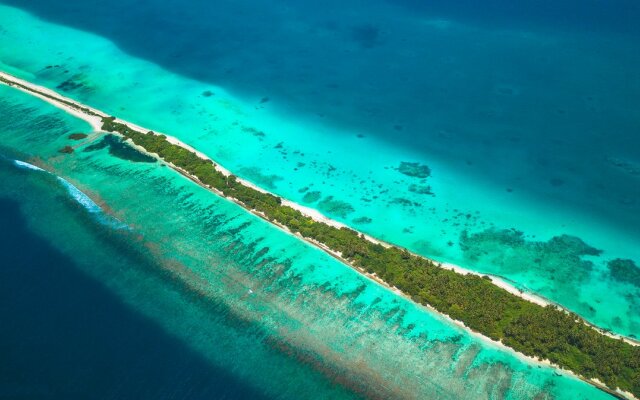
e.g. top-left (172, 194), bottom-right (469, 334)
top-left (0, 71), bottom-right (619, 399)
top-left (0, 4), bottom-right (638, 340)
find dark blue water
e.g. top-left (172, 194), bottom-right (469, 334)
top-left (0, 161), bottom-right (270, 400)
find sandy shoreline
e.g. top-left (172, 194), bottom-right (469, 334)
top-left (1, 70), bottom-right (637, 400)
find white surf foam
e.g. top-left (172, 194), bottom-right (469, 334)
top-left (13, 159), bottom-right (45, 172)
top-left (11, 158), bottom-right (127, 229)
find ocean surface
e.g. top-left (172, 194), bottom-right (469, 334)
top-left (0, 0), bottom-right (638, 397)
top-left (0, 85), bottom-right (615, 399)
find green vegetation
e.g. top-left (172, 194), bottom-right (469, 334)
top-left (0, 75), bottom-right (100, 117)
top-left (1, 73), bottom-right (638, 398)
top-left (101, 116), bottom-right (640, 398)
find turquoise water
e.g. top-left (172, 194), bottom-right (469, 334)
top-left (0, 75), bottom-right (616, 398)
top-left (0, 2), bottom-right (638, 338)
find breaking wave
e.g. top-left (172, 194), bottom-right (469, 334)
top-left (12, 158), bottom-right (128, 229)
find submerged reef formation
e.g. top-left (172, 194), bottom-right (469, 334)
top-left (459, 229), bottom-right (601, 285)
top-left (397, 162), bottom-right (434, 197)
top-left (608, 259), bottom-right (640, 288)
top-left (56, 77), bottom-right (84, 92)
top-left (397, 161), bottom-right (432, 178)
top-left (84, 134), bottom-right (156, 163)
top-left (237, 166), bottom-right (283, 190)
top-left (408, 183), bottom-right (434, 195)
top-left (352, 216), bottom-right (373, 225)
top-left (302, 190), bottom-right (322, 203)
top-left (317, 196), bottom-right (355, 218)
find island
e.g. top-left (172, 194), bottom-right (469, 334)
top-left (1, 71), bottom-right (638, 400)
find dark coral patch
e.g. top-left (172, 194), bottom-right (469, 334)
top-left (408, 184), bottom-right (433, 195)
top-left (397, 161), bottom-right (431, 178)
top-left (302, 191), bottom-right (322, 203)
top-left (56, 78), bottom-right (84, 92)
top-left (68, 133), bottom-right (88, 140)
top-left (242, 126), bottom-right (266, 138)
top-left (237, 167), bottom-right (283, 190)
top-left (391, 197), bottom-right (421, 207)
top-left (317, 196), bottom-right (354, 218)
top-left (608, 259), bottom-right (640, 287)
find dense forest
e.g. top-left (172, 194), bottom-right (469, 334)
top-left (1, 74), bottom-right (637, 398)
top-left (100, 116), bottom-right (640, 398)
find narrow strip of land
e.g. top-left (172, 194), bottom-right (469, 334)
top-left (0, 71), bottom-right (628, 337)
top-left (1, 71), bottom-right (638, 400)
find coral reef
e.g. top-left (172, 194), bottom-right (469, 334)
top-left (397, 161), bottom-right (431, 178)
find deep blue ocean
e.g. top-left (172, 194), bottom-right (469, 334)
top-left (0, 191), bottom-right (268, 400)
top-left (1, 0), bottom-right (639, 398)
top-left (4, 0), bottom-right (638, 234)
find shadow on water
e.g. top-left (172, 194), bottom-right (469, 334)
top-left (0, 196), bottom-right (271, 400)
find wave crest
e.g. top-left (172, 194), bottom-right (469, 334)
top-left (12, 158), bottom-right (127, 229)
